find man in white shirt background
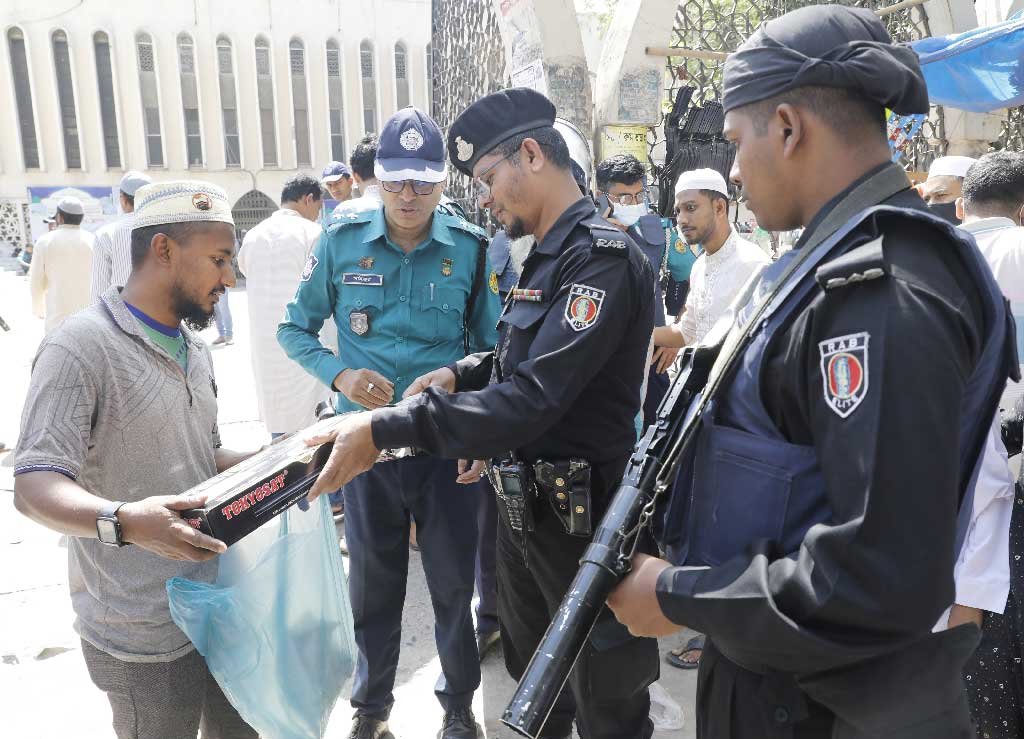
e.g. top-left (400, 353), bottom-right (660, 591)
top-left (29, 196), bottom-right (94, 335)
top-left (948, 150), bottom-right (1024, 737)
top-left (334, 135), bottom-right (382, 219)
top-left (90, 170), bottom-right (153, 298)
top-left (653, 168), bottom-right (769, 354)
top-left (237, 174), bottom-right (335, 441)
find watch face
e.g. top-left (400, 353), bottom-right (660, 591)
top-left (97, 518), bottom-right (119, 544)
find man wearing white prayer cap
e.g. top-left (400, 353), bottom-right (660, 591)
top-left (13, 179), bottom-right (260, 739)
top-left (917, 154), bottom-right (978, 224)
top-left (653, 167), bottom-right (770, 350)
top-left (28, 195), bottom-right (94, 334)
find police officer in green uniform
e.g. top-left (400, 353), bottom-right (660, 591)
top-left (278, 107), bottom-right (500, 739)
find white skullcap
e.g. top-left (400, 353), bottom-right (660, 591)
top-left (675, 168), bottom-right (729, 197)
top-left (56, 196), bottom-right (84, 216)
top-left (927, 156), bottom-right (977, 179)
top-left (132, 181), bottom-right (234, 231)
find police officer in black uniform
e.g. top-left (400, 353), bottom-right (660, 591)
top-left (305, 88), bottom-right (660, 739)
top-left (606, 6), bottom-right (1018, 739)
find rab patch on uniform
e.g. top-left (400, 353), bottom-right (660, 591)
top-left (565, 284), bottom-right (605, 332)
top-left (301, 253), bottom-right (318, 281)
top-left (592, 236), bottom-right (628, 256)
top-left (819, 332), bottom-right (869, 418)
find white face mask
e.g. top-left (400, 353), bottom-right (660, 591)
top-left (613, 202), bottom-right (647, 227)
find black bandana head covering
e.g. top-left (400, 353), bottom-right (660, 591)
top-left (722, 4), bottom-right (929, 115)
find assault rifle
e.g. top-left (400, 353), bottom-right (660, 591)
top-left (501, 341), bottom-right (720, 737)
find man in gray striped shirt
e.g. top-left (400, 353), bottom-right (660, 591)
top-left (90, 170), bottom-right (152, 298)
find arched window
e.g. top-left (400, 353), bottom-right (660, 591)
top-left (359, 40), bottom-right (376, 134)
top-left (177, 33), bottom-right (203, 166)
top-left (254, 36), bottom-right (277, 166)
top-left (394, 42), bottom-right (409, 109)
top-left (325, 39), bottom-right (345, 161)
top-left (92, 32), bottom-right (120, 168)
top-left (289, 38), bottom-right (311, 166)
top-left (51, 30), bottom-right (81, 168)
top-left (216, 36), bottom-right (240, 167)
top-left (7, 28), bottom-right (39, 169)
top-left (136, 32), bottom-right (163, 166)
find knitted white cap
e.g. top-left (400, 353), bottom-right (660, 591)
top-left (675, 168), bottom-right (729, 197)
top-left (132, 180), bottom-right (234, 230)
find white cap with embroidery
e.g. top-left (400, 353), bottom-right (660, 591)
top-left (675, 168), bottom-right (729, 197)
top-left (132, 181), bottom-right (234, 230)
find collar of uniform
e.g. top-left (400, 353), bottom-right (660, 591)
top-left (360, 204), bottom-right (455, 248)
top-left (961, 217), bottom-right (1017, 235)
top-left (535, 197), bottom-right (598, 255)
top-left (100, 286), bottom-right (204, 350)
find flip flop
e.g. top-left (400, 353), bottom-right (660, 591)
top-left (666, 634), bottom-right (705, 670)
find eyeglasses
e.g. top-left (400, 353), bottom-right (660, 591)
top-left (379, 180), bottom-right (439, 196)
top-left (472, 153), bottom-right (515, 201)
top-left (605, 191), bottom-right (648, 206)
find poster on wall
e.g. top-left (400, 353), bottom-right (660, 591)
top-left (599, 125), bottom-right (650, 164)
top-left (26, 186), bottom-right (118, 243)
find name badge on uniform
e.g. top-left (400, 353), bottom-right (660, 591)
top-left (350, 310), bottom-right (370, 336)
top-left (342, 272), bottom-right (384, 286)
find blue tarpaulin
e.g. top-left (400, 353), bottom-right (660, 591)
top-left (912, 14), bottom-right (1024, 113)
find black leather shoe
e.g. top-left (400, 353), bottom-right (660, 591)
top-left (348, 716), bottom-right (394, 739)
top-left (438, 707), bottom-right (480, 739)
top-left (475, 629), bottom-right (500, 660)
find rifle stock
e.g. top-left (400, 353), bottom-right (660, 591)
top-left (501, 343), bottom-right (717, 737)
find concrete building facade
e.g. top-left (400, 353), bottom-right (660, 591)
top-left (0, 0), bottom-right (430, 247)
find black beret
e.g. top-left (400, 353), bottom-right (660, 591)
top-left (447, 87), bottom-right (556, 177)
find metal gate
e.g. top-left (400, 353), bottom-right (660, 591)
top-left (430, 0), bottom-right (507, 221)
top-left (651, 0), bottom-right (946, 186)
top-left (231, 190), bottom-right (277, 241)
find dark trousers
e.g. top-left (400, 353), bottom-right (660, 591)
top-left (475, 479), bottom-right (499, 635)
top-left (82, 640), bottom-right (257, 739)
top-left (344, 456), bottom-right (481, 718)
top-left (497, 507), bottom-right (658, 739)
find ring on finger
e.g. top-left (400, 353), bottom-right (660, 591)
top-left (367, 382), bottom-right (375, 393)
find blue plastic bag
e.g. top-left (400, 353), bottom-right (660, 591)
top-left (167, 496), bottom-right (355, 739)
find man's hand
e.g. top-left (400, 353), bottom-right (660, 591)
top-left (333, 368), bottom-right (394, 410)
top-left (601, 204), bottom-right (629, 233)
top-left (607, 553), bottom-right (681, 638)
top-left (119, 493), bottom-right (227, 561)
top-left (652, 346), bottom-right (680, 374)
top-left (947, 603), bottom-right (984, 629)
top-left (403, 366), bottom-right (457, 399)
top-left (306, 412), bottom-right (380, 501)
top-left (456, 459), bottom-right (487, 484)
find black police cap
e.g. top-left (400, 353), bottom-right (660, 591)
top-left (447, 87), bottom-right (557, 177)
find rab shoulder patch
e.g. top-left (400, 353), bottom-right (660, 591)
top-left (591, 235), bottom-right (629, 256)
top-left (819, 332), bottom-right (869, 418)
top-left (565, 283), bottom-right (605, 332)
top-left (301, 253), bottom-right (319, 282)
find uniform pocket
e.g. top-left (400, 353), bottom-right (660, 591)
top-left (420, 285), bottom-right (465, 343)
top-left (499, 301), bottom-right (549, 331)
top-left (338, 285), bottom-right (385, 338)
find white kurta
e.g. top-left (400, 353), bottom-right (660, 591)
top-left (678, 229), bottom-right (770, 345)
top-left (238, 209), bottom-right (336, 434)
top-left (29, 225), bottom-right (94, 334)
top-left (941, 217), bottom-right (1024, 619)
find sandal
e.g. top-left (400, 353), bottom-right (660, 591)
top-left (666, 635), bottom-right (705, 670)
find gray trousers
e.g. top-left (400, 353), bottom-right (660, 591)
top-left (81, 640), bottom-right (258, 739)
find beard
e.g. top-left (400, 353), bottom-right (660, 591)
top-left (171, 281), bottom-right (218, 332)
top-left (505, 215), bottom-right (528, 240)
top-left (508, 235), bottom-right (535, 276)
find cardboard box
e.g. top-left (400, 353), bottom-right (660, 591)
top-left (180, 415), bottom-right (349, 547)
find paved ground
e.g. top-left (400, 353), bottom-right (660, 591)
top-left (0, 271), bottom-right (697, 738)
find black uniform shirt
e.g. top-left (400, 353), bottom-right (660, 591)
top-left (373, 197), bottom-right (655, 481)
top-left (656, 163), bottom-right (990, 676)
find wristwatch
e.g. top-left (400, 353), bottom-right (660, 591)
top-left (96, 501), bottom-right (128, 547)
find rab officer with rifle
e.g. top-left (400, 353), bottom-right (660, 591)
top-left (303, 88), bottom-right (661, 739)
top-left (606, 5), bottom-right (1019, 739)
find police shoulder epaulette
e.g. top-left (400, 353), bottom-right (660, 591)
top-left (585, 220), bottom-right (630, 257)
top-left (445, 213), bottom-right (489, 244)
top-left (815, 235), bottom-right (888, 291)
top-left (325, 209), bottom-right (374, 236)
